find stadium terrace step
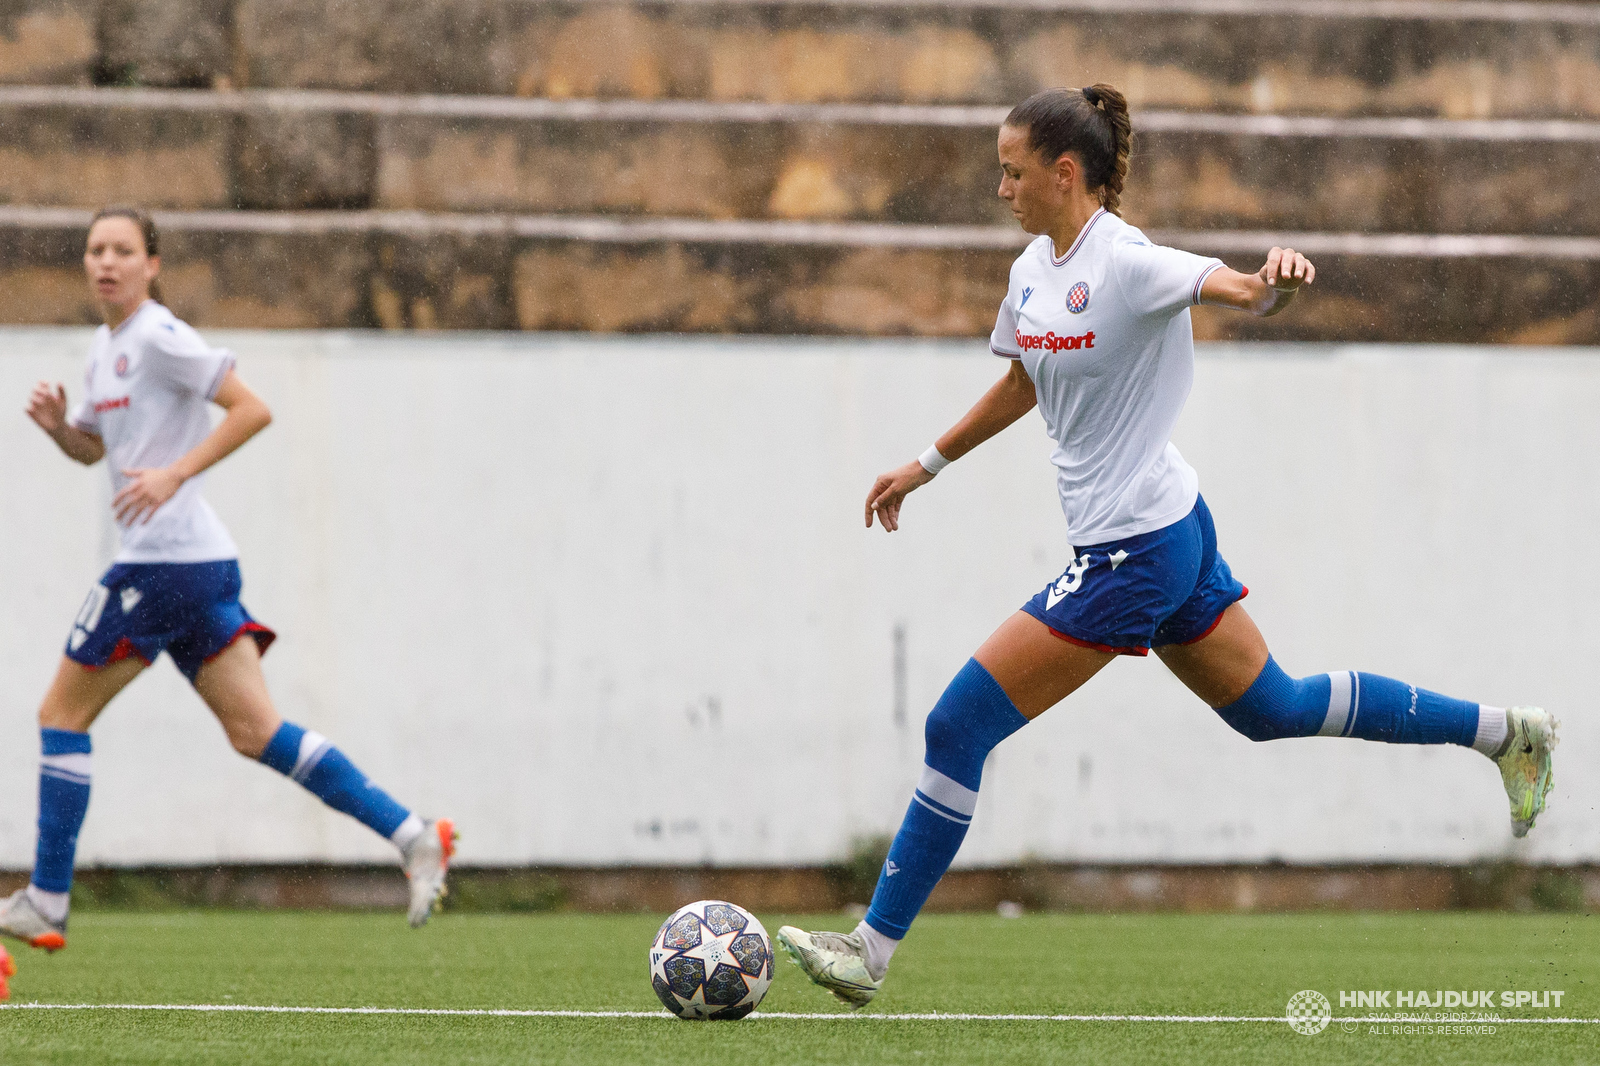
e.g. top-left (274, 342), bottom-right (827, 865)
top-left (7, 0), bottom-right (1600, 118)
top-left (4, 207), bottom-right (1599, 342)
top-left (5, 88), bottom-right (1600, 235)
top-left (3, 862), bottom-right (1597, 914)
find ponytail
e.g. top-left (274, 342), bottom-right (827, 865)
top-left (1005, 84), bottom-right (1133, 216)
top-left (88, 204), bottom-right (164, 304)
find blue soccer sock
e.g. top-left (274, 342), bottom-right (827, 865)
top-left (1215, 655), bottom-right (1498, 750)
top-left (258, 722), bottom-right (420, 847)
top-left (31, 728), bottom-right (93, 917)
top-left (864, 659), bottom-right (1028, 945)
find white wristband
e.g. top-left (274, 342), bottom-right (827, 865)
top-left (918, 445), bottom-right (951, 475)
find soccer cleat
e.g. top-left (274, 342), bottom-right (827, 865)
top-left (402, 818), bottom-right (456, 928)
top-left (0, 889), bottom-right (67, 952)
top-left (0, 942), bottom-right (15, 1001)
top-left (776, 925), bottom-right (883, 1009)
top-left (1497, 708), bottom-right (1558, 838)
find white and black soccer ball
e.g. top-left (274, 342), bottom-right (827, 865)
top-left (649, 899), bottom-right (773, 1020)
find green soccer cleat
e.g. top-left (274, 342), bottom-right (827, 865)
top-left (402, 818), bottom-right (456, 928)
top-left (1497, 708), bottom-right (1558, 838)
top-left (776, 925), bottom-right (883, 1009)
top-left (0, 888), bottom-right (66, 953)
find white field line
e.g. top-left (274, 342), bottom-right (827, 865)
top-left (1, 1003), bottom-right (1598, 1023)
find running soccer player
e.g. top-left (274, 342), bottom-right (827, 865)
top-left (1, 206), bottom-right (454, 953)
top-left (777, 86), bottom-right (1558, 1008)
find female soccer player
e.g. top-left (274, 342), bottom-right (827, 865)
top-left (1, 206), bottom-right (454, 953)
top-left (778, 86), bottom-right (1558, 1008)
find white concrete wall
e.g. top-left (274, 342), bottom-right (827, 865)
top-left (1, 330), bottom-right (1595, 869)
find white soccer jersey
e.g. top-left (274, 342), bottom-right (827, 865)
top-left (67, 301), bottom-right (240, 564)
top-left (990, 208), bottom-right (1224, 546)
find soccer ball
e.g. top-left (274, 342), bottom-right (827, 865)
top-left (649, 899), bottom-right (773, 1020)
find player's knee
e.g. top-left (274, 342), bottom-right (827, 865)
top-left (1213, 656), bottom-right (1324, 742)
top-left (921, 658), bottom-right (1028, 788)
top-left (922, 698), bottom-right (966, 766)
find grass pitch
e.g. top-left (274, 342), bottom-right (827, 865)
top-left (1, 910), bottom-right (1597, 1064)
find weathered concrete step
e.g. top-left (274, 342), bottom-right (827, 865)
top-left (6, 88), bottom-right (1600, 234)
top-left (7, 862), bottom-right (1598, 914)
top-left (6, 1), bottom-right (1600, 118)
top-left (4, 207), bottom-right (1598, 342)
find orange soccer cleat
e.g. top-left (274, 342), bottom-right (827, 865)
top-left (1, 943), bottom-right (16, 1001)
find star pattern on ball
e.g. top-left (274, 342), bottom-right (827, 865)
top-left (650, 900), bottom-right (773, 1020)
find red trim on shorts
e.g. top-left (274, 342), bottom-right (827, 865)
top-left (204, 621), bottom-right (277, 664)
top-left (1176, 586), bottom-right (1250, 646)
top-left (1047, 627), bottom-right (1149, 657)
top-left (92, 637), bottom-right (152, 669)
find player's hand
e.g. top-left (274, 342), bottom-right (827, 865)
top-left (114, 466), bottom-right (184, 525)
top-left (865, 460), bottom-right (935, 532)
top-left (1261, 247), bottom-right (1315, 290)
top-left (26, 381), bottom-right (69, 436)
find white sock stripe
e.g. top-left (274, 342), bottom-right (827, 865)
top-left (916, 765), bottom-right (979, 818)
top-left (41, 752), bottom-right (92, 777)
top-left (1473, 705), bottom-right (1509, 755)
top-left (1318, 672), bottom-right (1353, 736)
top-left (1346, 673), bottom-right (1361, 736)
top-left (290, 731), bottom-right (331, 783)
top-left (390, 813), bottom-right (425, 849)
top-left (40, 766), bottom-right (91, 786)
top-left (912, 792), bottom-right (971, 825)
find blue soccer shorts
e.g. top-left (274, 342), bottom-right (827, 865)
top-left (64, 560), bottom-right (275, 683)
top-left (1021, 495), bottom-right (1247, 656)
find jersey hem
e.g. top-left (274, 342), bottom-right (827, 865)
top-left (1061, 491), bottom-right (1200, 549)
top-left (112, 549), bottom-right (241, 565)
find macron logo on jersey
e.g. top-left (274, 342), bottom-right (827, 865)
top-left (93, 396), bottom-right (130, 413)
top-left (1015, 329), bottom-right (1095, 354)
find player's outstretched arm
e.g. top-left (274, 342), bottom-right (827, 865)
top-left (26, 381), bottom-right (104, 465)
top-left (115, 370), bottom-right (272, 525)
top-left (1200, 246), bottom-right (1315, 317)
top-left (865, 359), bottom-right (1037, 532)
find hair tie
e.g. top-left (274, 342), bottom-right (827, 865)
top-left (1082, 86), bottom-right (1100, 106)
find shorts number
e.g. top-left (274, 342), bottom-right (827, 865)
top-left (1058, 554), bottom-right (1091, 595)
top-left (74, 584), bottom-right (110, 634)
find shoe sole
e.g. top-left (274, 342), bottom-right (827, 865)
top-left (1510, 713), bottom-right (1558, 838)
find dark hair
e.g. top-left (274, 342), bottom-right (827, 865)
top-left (88, 204), bottom-right (164, 304)
top-left (1005, 84), bottom-right (1132, 216)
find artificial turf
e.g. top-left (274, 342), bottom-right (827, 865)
top-left (1, 910), bottom-right (1597, 1064)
